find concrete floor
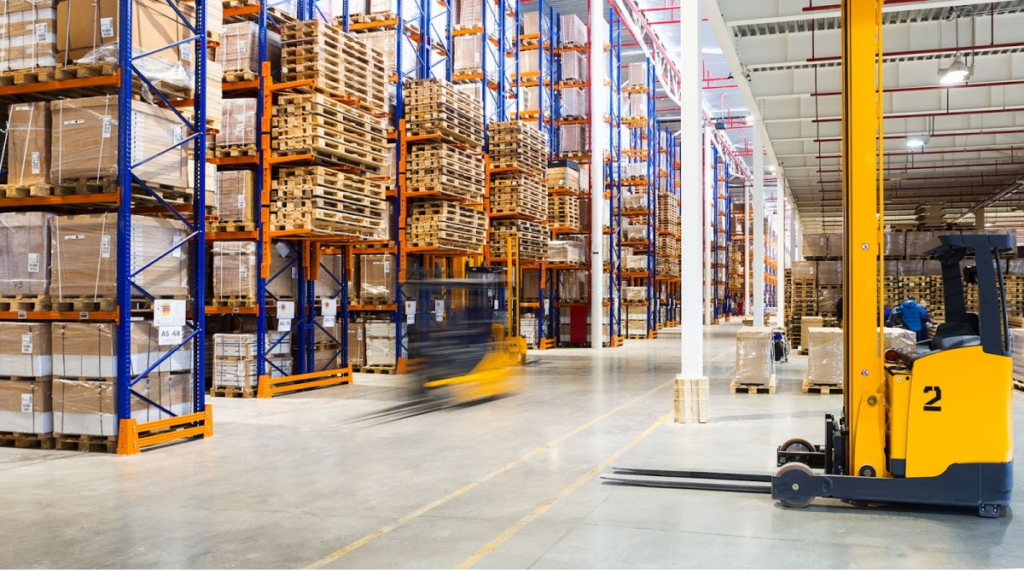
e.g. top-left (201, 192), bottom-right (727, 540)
top-left (1, 323), bottom-right (1023, 568)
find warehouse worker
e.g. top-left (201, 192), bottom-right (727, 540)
top-left (898, 295), bottom-right (931, 342)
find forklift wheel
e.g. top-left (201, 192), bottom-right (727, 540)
top-left (774, 463), bottom-right (816, 508)
top-left (780, 438), bottom-right (815, 453)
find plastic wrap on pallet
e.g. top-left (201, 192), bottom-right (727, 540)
top-left (365, 320), bottom-right (395, 366)
top-left (625, 62), bottom-right (645, 88)
top-left (623, 254), bottom-right (646, 272)
top-left (7, 102), bottom-right (50, 186)
top-left (522, 11), bottom-right (540, 35)
top-left (52, 373), bottom-right (192, 435)
top-left (50, 214), bottom-right (188, 300)
top-left (922, 259), bottom-right (942, 276)
top-left (215, 170), bottom-right (254, 224)
top-left (347, 322), bottom-right (365, 369)
top-left (57, 0), bottom-right (196, 67)
top-left (51, 96), bottom-right (189, 187)
top-left (369, 0), bottom-right (397, 14)
top-left (213, 331), bottom-right (290, 360)
top-left (560, 50), bottom-right (585, 82)
top-left (558, 13), bottom-right (586, 46)
top-left (360, 254), bottom-right (395, 304)
top-left (519, 48), bottom-right (539, 74)
top-left (1011, 329), bottom-right (1024, 381)
top-left (0, 211), bottom-right (52, 296)
top-left (219, 98), bottom-right (257, 148)
top-left (0, 376), bottom-right (51, 433)
top-left (340, 0), bottom-right (367, 16)
top-left (558, 270), bottom-right (588, 301)
top-left (547, 240), bottom-right (585, 264)
top-left (884, 231), bottom-right (906, 258)
top-left (883, 327), bottom-right (916, 354)
top-left (204, 59), bottom-right (223, 130)
top-left (623, 286), bottom-right (647, 302)
top-left (266, 243), bottom-right (298, 300)
top-left (313, 255), bottom-right (345, 299)
top-left (622, 163), bottom-right (646, 181)
top-left (1007, 259), bottom-right (1024, 276)
top-left (0, 2), bottom-right (56, 72)
top-left (313, 347), bottom-right (343, 372)
top-left (623, 222), bottom-right (648, 242)
top-left (0, 322), bottom-right (51, 377)
top-left (818, 287), bottom-right (841, 314)
top-left (453, 34), bottom-right (481, 73)
top-left (898, 259), bottom-right (923, 277)
top-left (559, 86), bottom-right (586, 117)
top-left (806, 327), bottom-right (842, 385)
top-left (735, 326), bottom-right (773, 385)
top-left (212, 241), bottom-right (257, 300)
top-left (547, 162), bottom-right (579, 189)
top-left (360, 30), bottom-right (396, 75)
top-left (218, 22), bottom-right (259, 73)
top-left (456, 0), bottom-right (481, 27)
top-left (905, 231), bottom-right (935, 257)
top-left (51, 321), bottom-right (192, 378)
top-left (884, 260), bottom-right (899, 277)
top-left (75, 42), bottom-right (193, 99)
top-left (624, 93), bottom-right (647, 119)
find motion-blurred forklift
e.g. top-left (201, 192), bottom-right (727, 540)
top-left (605, 1), bottom-right (1014, 517)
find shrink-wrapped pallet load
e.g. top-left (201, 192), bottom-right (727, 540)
top-left (52, 373), bottom-right (191, 436)
top-left (212, 241), bottom-right (257, 300)
top-left (365, 321), bottom-right (395, 368)
top-left (804, 327), bottom-right (843, 386)
top-left (0, 322), bottom-right (51, 377)
top-left (732, 327), bottom-right (774, 389)
top-left (348, 322), bottom-right (366, 370)
top-left (51, 322), bottom-right (192, 378)
top-left (0, 211), bottom-right (53, 296)
top-left (214, 170), bottom-right (255, 226)
top-left (360, 254), bottom-right (396, 304)
top-left (0, 378), bottom-right (52, 433)
top-left (7, 102), bottom-right (51, 187)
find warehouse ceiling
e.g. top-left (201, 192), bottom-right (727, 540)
top-left (708, 0), bottom-right (1024, 235)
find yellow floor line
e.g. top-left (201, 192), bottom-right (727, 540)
top-left (457, 412), bottom-right (673, 569)
top-left (306, 381), bottom-right (673, 569)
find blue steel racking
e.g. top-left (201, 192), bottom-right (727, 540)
top-left (710, 144), bottom-right (734, 321)
top-left (604, 8), bottom-right (623, 347)
top-left (0, 0), bottom-right (216, 452)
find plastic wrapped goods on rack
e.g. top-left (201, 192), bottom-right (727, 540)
top-left (203, 60), bottom-right (224, 132)
top-left (623, 286), bottom-right (647, 302)
top-left (548, 195), bottom-right (580, 230)
top-left (547, 240), bottom-right (586, 265)
top-left (559, 124), bottom-right (588, 157)
top-left (52, 97), bottom-right (190, 196)
top-left (626, 306), bottom-right (647, 336)
top-left (0, 0), bottom-right (56, 72)
top-left (212, 242), bottom-right (258, 304)
top-left (522, 11), bottom-right (540, 36)
top-left (50, 322), bottom-right (192, 378)
top-left (211, 171), bottom-right (255, 231)
top-left (356, 254), bottom-right (396, 305)
top-left (0, 322), bottom-right (51, 378)
top-left (365, 321), bottom-right (396, 368)
top-left (279, 20), bottom-right (387, 115)
top-left (453, 35), bottom-right (483, 77)
top-left (805, 327), bottom-right (843, 386)
top-left (50, 214), bottom-right (189, 308)
top-left (520, 50), bottom-right (539, 75)
top-left (1011, 329), bottom-right (1024, 387)
top-left (212, 333), bottom-right (292, 395)
top-left (216, 98), bottom-right (257, 157)
top-left (265, 245), bottom-right (299, 300)
top-left (625, 62), bottom-right (646, 88)
top-left (0, 212), bottom-right (52, 300)
top-left (559, 270), bottom-right (588, 302)
top-left (623, 255), bottom-right (646, 272)
top-left (270, 166), bottom-right (388, 238)
top-left (5, 103), bottom-right (50, 192)
top-left (218, 22), bottom-right (282, 82)
top-left (455, 0), bottom-right (482, 28)
top-left (560, 51), bottom-right (586, 83)
top-left (405, 79), bottom-right (485, 149)
top-left (622, 191), bottom-right (646, 212)
top-left (732, 327), bottom-right (775, 391)
top-left (623, 222), bottom-right (648, 243)
top-left (406, 144), bottom-right (485, 199)
top-left (559, 87), bottom-right (587, 119)
top-left (624, 93), bottom-right (648, 121)
top-left (622, 162), bottom-right (647, 182)
top-left (358, 30), bottom-right (397, 78)
top-left (490, 220), bottom-right (548, 260)
top-left (559, 13), bottom-right (587, 47)
top-left (348, 323), bottom-right (365, 371)
top-left (52, 375), bottom-right (192, 439)
top-left (407, 202), bottom-right (486, 252)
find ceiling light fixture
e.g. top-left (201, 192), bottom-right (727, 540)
top-left (745, 114), bottom-right (754, 126)
top-left (938, 53), bottom-right (973, 84)
top-left (906, 135), bottom-right (929, 148)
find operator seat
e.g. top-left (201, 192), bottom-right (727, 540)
top-left (928, 313), bottom-right (981, 352)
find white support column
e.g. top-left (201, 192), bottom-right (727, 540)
top-left (678, 0), bottom-right (703, 380)
top-left (790, 198), bottom-right (799, 261)
top-left (776, 179), bottom-right (786, 328)
top-left (753, 123), bottom-right (765, 325)
top-left (703, 127), bottom-right (714, 324)
top-left (744, 184), bottom-right (750, 314)
top-left (589, 7), bottom-right (605, 348)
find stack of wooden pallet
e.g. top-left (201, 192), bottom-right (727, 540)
top-left (279, 19), bottom-right (388, 115)
top-left (487, 121), bottom-right (547, 175)
top-left (656, 235), bottom-right (680, 279)
top-left (405, 79), bottom-right (485, 148)
top-left (271, 166), bottom-right (387, 238)
top-left (788, 275), bottom-right (818, 349)
top-left (657, 192), bottom-right (680, 236)
top-left (490, 176), bottom-right (546, 220)
top-left (548, 195), bottom-right (580, 229)
top-left (405, 144), bottom-right (485, 200)
top-left (407, 202), bottom-right (486, 251)
top-left (272, 93), bottom-right (389, 175)
top-left (490, 220), bottom-right (548, 261)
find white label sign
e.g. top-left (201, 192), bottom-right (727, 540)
top-left (405, 301), bottom-right (416, 324)
top-left (21, 394), bottom-right (32, 413)
top-left (323, 315), bottom-right (336, 328)
top-left (102, 115), bottom-right (112, 138)
top-left (100, 234), bottom-right (111, 258)
top-left (275, 242), bottom-right (290, 257)
top-left (158, 326), bottom-right (183, 346)
top-left (27, 253), bottom-right (39, 274)
top-left (277, 318), bottom-right (292, 332)
top-left (20, 333), bottom-right (32, 354)
top-left (153, 299), bottom-right (186, 327)
top-left (100, 17), bottom-right (114, 37)
top-left (434, 300), bottom-right (444, 322)
top-left (30, 151), bottom-right (40, 174)
top-left (321, 298), bottom-right (337, 317)
top-left (277, 301), bottom-right (295, 319)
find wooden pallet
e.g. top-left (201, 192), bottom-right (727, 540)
top-left (802, 378), bottom-right (843, 395)
top-left (53, 434), bottom-right (117, 453)
top-left (215, 144), bottom-right (258, 157)
top-left (223, 69), bottom-right (258, 83)
top-left (729, 374), bottom-right (777, 394)
top-left (52, 297), bottom-right (118, 312)
top-left (211, 386), bottom-right (257, 398)
top-left (1014, 378), bottom-right (1024, 393)
top-left (0, 67), bottom-right (57, 86)
top-left (0, 295), bottom-right (51, 312)
top-left (361, 364), bottom-right (397, 374)
top-left (0, 431), bottom-right (54, 450)
top-left (0, 183), bottom-right (56, 198)
top-left (208, 220), bottom-right (256, 233)
top-left (211, 297), bottom-right (257, 307)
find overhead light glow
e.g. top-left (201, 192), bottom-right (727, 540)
top-left (745, 115), bottom-right (754, 126)
top-left (906, 135), bottom-right (929, 148)
top-left (938, 53), bottom-right (973, 85)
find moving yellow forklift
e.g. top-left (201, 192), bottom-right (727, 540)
top-left (604, 0), bottom-right (1015, 517)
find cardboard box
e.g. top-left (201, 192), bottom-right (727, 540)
top-left (818, 287), bottom-right (841, 314)
top-left (791, 260), bottom-right (815, 280)
top-left (0, 378), bottom-right (52, 433)
top-left (522, 11), bottom-right (539, 35)
top-left (212, 241), bottom-right (257, 299)
top-left (360, 254), bottom-right (395, 303)
top-left (215, 170), bottom-right (254, 223)
top-left (456, 0), bottom-right (481, 27)
top-left (0, 211), bottom-right (53, 296)
top-left (546, 161), bottom-right (579, 190)
top-left (906, 231), bottom-right (935, 257)
top-left (366, 336), bottom-right (394, 367)
top-left (559, 13), bottom-right (586, 46)
top-left (802, 233), bottom-right (828, 258)
top-left (452, 34), bottom-right (480, 73)
top-left (51, 97), bottom-right (188, 188)
top-left (348, 322), bottom-right (365, 369)
top-left (50, 214), bottom-right (189, 300)
top-left (884, 231), bottom-right (906, 258)
top-left (313, 348), bottom-right (342, 372)
top-left (0, 323), bottom-right (51, 377)
top-left (734, 327), bottom-right (773, 385)
top-left (826, 234), bottom-right (844, 258)
top-left (800, 316), bottom-right (824, 349)
top-left (219, 98), bottom-right (257, 148)
top-left (559, 270), bottom-right (587, 301)
top-left (267, 243), bottom-right (298, 300)
top-left (52, 322), bottom-right (192, 378)
top-left (7, 102), bottom-right (50, 185)
top-left (806, 327), bottom-right (843, 385)
top-left (817, 261), bottom-right (842, 286)
top-left (55, 0), bottom-right (194, 71)
top-left (52, 373), bottom-right (191, 435)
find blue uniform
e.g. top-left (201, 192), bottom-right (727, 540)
top-left (899, 300), bottom-right (930, 340)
